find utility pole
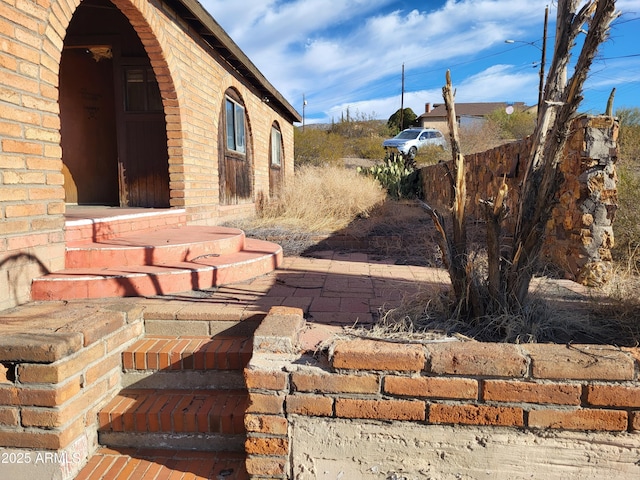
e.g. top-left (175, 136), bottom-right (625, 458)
top-left (538, 5), bottom-right (548, 119)
top-left (505, 5), bottom-right (549, 119)
top-left (399, 63), bottom-right (405, 131)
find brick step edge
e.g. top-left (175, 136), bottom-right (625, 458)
top-left (122, 336), bottom-right (253, 372)
top-left (31, 240), bottom-right (282, 301)
top-left (98, 389), bottom-right (247, 436)
top-left (64, 209), bottom-right (188, 244)
top-left (75, 447), bottom-right (247, 480)
top-left (122, 370), bottom-right (245, 391)
top-left (65, 226), bottom-right (246, 269)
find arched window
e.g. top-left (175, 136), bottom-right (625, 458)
top-left (270, 123), bottom-right (282, 167)
top-left (219, 88), bottom-right (253, 204)
top-left (225, 95), bottom-right (246, 154)
top-left (269, 121), bottom-right (284, 197)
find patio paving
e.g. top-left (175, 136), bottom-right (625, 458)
top-left (0, 250), bottom-right (589, 357)
top-left (0, 249), bottom-right (595, 480)
top-left (137, 250), bottom-right (452, 337)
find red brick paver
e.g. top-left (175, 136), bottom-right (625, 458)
top-left (74, 448), bottom-right (248, 479)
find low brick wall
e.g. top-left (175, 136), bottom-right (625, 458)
top-left (0, 303), bottom-right (144, 479)
top-left (420, 115), bottom-right (618, 285)
top-left (245, 307), bottom-right (640, 479)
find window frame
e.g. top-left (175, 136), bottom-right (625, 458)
top-left (225, 96), bottom-right (246, 155)
top-left (124, 66), bottom-right (163, 113)
top-left (270, 125), bottom-right (282, 168)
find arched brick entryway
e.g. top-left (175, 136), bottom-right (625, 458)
top-left (58, 0), bottom-right (182, 208)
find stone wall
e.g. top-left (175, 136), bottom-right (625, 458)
top-left (419, 115), bottom-right (618, 285)
top-left (244, 307), bottom-right (640, 479)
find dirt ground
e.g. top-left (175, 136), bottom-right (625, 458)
top-left (236, 199), bottom-right (640, 347)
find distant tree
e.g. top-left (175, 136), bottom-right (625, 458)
top-left (485, 107), bottom-right (536, 140)
top-left (330, 110), bottom-right (388, 138)
top-left (387, 108), bottom-right (418, 134)
top-left (616, 107), bottom-right (640, 128)
top-left (293, 128), bottom-right (344, 166)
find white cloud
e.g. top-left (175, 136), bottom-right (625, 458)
top-left (325, 64), bottom-right (539, 122)
top-left (200, 0), bottom-right (637, 123)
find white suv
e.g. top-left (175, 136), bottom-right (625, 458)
top-left (382, 128), bottom-right (446, 158)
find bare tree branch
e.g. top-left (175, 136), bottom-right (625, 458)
top-left (506, 0), bottom-right (619, 307)
top-left (420, 1), bottom-right (618, 323)
top-left (416, 199), bottom-right (452, 272)
top-left (482, 179), bottom-right (508, 304)
top-left (442, 70), bottom-right (468, 305)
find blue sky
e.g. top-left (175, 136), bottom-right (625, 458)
top-left (201, 0), bottom-right (640, 124)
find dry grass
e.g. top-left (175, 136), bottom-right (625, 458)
top-left (231, 160), bottom-right (640, 346)
top-left (353, 278), bottom-right (640, 346)
top-left (253, 165), bottom-right (386, 233)
top-left (227, 165), bottom-right (387, 255)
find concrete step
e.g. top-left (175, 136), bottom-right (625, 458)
top-left (65, 208), bottom-right (188, 244)
top-left (97, 388), bottom-right (248, 451)
top-left (31, 237), bottom-right (282, 301)
top-left (65, 226), bottom-right (246, 269)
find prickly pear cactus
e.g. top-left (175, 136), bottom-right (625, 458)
top-left (357, 152), bottom-right (421, 199)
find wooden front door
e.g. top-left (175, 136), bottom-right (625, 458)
top-left (219, 92), bottom-right (253, 205)
top-left (117, 65), bottom-right (170, 207)
top-left (60, 51), bottom-right (170, 208)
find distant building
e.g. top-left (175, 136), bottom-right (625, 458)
top-left (418, 102), bottom-right (532, 133)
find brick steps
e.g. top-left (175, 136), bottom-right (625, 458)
top-left (75, 447), bottom-right (248, 479)
top-left (98, 388), bottom-right (248, 451)
top-left (120, 335), bottom-right (252, 390)
top-left (122, 335), bottom-right (253, 372)
top-left (93, 333), bottom-right (251, 461)
top-left (31, 231), bottom-right (282, 301)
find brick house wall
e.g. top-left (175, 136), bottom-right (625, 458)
top-left (0, 0), bottom-right (298, 311)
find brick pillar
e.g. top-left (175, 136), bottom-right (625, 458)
top-left (244, 307), bottom-right (304, 479)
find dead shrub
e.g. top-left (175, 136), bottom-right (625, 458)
top-left (458, 121), bottom-right (508, 155)
top-left (353, 274), bottom-right (640, 345)
top-left (294, 128), bottom-right (345, 166)
top-left (347, 136), bottom-right (386, 160)
top-left (612, 118), bottom-right (640, 269)
top-left (256, 165), bottom-right (386, 232)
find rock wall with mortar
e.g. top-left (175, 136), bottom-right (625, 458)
top-left (419, 115), bottom-right (618, 285)
top-left (244, 307), bottom-right (640, 479)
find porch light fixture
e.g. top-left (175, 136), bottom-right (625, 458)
top-left (88, 46), bottom-right (112, 62)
